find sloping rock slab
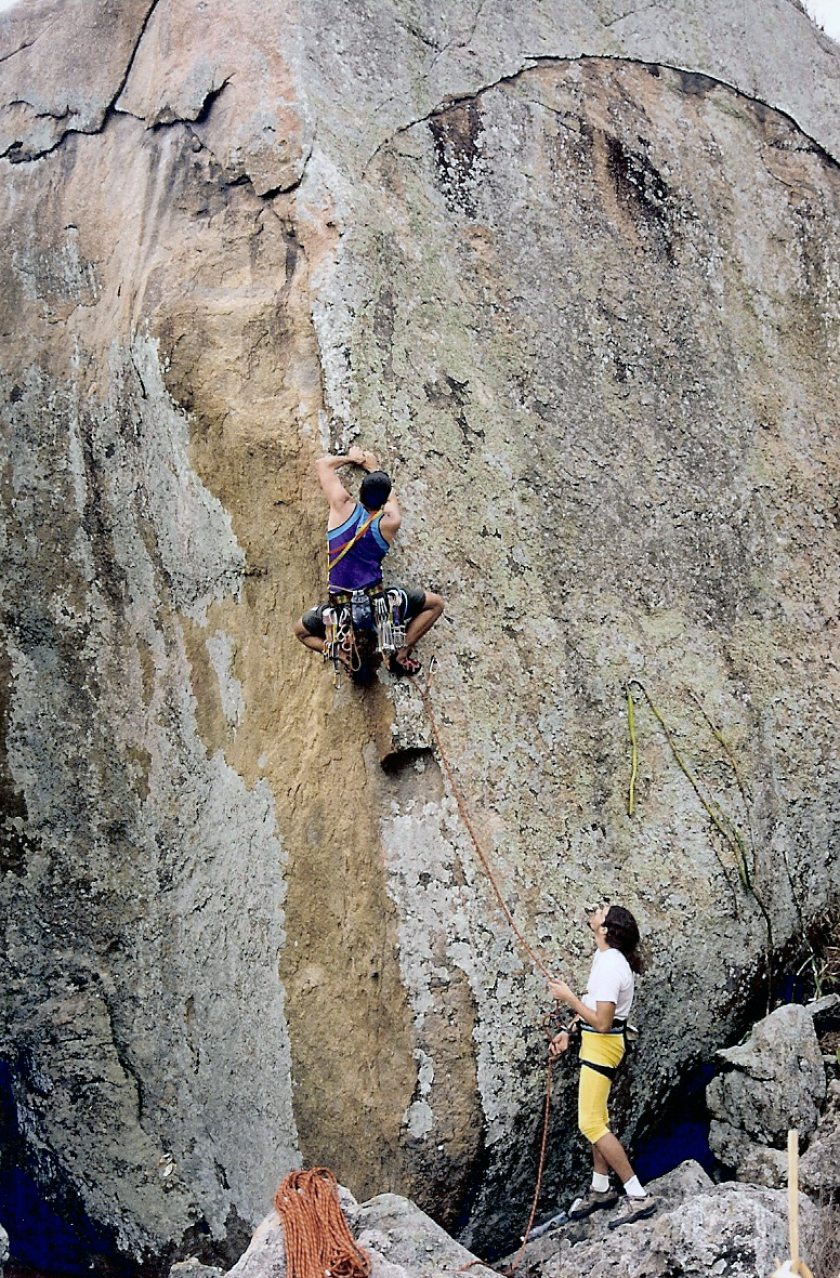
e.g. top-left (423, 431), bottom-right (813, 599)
top-left (356, 1194), bottom-right (497, 1278)
top-left (516, 1160), bottom-right (714, 1265)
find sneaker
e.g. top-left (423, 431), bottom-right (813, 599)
top-left (568, 1186), bottom-right (620, 1220)
top-left (607, 1194), bottom-right (657, 1228)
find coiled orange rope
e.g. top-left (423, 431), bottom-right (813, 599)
top-left (274, 1168), bottom-right (371, 1278)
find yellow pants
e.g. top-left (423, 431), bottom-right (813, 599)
top-left (577, 1030), bottom-right (625, 1144)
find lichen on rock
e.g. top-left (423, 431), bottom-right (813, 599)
top-left (1, 0), bottom-right (840, 1268)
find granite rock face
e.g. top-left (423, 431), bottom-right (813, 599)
top-left (707, 1003), bottom-right (827, 1184)
top-left (2, 0), bottom-right (840, 1266)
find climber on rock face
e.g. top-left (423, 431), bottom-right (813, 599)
top-left (548, 903), bottom-right (656, 1229)
top-left (294, 446), bottom-right (443, 678)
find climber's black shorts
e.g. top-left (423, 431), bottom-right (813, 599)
top-left (301, 585), bottom-right (427, 638)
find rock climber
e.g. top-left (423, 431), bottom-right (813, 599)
top-left (548, 903), bottom-right (656, 1229)
top-left (294, 446), bottom-right (443, 676)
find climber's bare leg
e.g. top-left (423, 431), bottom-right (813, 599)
top-left (397, 592), bottom-right (443, 663)
top-left (294, 617), bottom-right (354, 671)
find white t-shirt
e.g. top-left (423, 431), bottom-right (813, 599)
top-left (582, 946), bottom-right (634, 1021)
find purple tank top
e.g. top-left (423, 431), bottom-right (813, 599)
top-left (327, 504), bottom-right (390, 592)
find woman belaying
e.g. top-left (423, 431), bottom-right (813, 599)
top-left (548, 903), bottom-right (656, 1228)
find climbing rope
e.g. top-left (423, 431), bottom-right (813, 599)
top-left (503, 1055), bottom-right (555, 1274)
top-left (274, 1167), bottom-right (371, 1278)
top-left (410, 662), bottom-right (555, 982)
top-left (408, 663), bottom-right (562, 1267)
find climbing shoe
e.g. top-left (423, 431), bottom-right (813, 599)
top-left (568, 1186), bottom-right (619, 1220)
top-left (607, 1194), bottom-right (657, 1228)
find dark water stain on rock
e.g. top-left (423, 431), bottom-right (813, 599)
top-left (429, 100), bottom-right (484, 218)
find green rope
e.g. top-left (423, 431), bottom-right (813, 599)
top-left (627, 685), bottom-right (638, 817)
top-left (627, 680), bottom-right (736, 855)
top-left (626, 679), bottom-right (775, 983)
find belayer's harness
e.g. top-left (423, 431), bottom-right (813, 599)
top-left (542, 1011), bottom-right (639, 1080)
top-left (579, 1019), bottom-right (638, 1080)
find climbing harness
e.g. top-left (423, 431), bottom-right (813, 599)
top-left (541, 1011), bottom-right (638, 1080)
top-left (323, 585), bottom-right (407, 686)
top-left (274, 1167), bottom-right (371, 1278)
top-left (577, 1020), bottom-right (639, 1081)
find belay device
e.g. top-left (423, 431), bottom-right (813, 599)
top-left (323, 585), bottom-right (406, 685)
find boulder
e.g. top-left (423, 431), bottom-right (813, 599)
top-left (186, 1192), bottom-right (495, 1278)
top-left (224, 1211), bottom-right (286, 1278)
top-left (799, 1078), bottom-right (840, 1196)
top-left (170, 1261), bottom-right (226, 1278)
top-left (212, 1185), bottom-right (364, 1278)
top-left (705, 1122), bottom-right (789, 1188)
top-left (707, 1004), bottom-right (827, 1174)
top-left (530, 1166), bottom-right (819, 1278)
top-left (355, 1195), bottom-right (497, 1278)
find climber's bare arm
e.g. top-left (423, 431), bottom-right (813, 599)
top-left (379, 493), bottom-right (402, 542)
top-left (315, 449), bottom-right (366, 520)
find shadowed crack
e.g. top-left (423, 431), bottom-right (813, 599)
top-left (0, 38), bottom-right (37, 65)
top-left (361, 53), bottom-right (840, 178)
top-left (105, 0), bottom-right (163, 119)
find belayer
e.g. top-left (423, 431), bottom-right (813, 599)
top-left (294, 447), bottom-right (444, 681)
top-left (548, 903), bottom-right (656, 1228)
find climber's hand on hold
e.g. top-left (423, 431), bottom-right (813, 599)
top-left (347, 445), bottom-right (366, 466)
top-left (361, 451), bottom-right (379, 472)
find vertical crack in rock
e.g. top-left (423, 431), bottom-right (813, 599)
top-left (104, 0), bottom-right (163, 120)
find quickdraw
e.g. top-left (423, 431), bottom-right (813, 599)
top-left (323, 586), bottom-right (406, 686)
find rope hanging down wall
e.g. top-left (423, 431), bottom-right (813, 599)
top-left (408, 665), bottom-right (561, 1270)
top-left (409, 662), bottom-right (555, 981)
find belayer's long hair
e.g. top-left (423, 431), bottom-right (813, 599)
top-left (604, 905), bottom-right (644, 974)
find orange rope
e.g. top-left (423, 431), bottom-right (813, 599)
top-left (275, 1168), bottom-right (371, 1278)
top-left (504, 1056), bottom-right (554, 1273)
top-left (409, 666), bottom-right (562, 1270)
top-left (411, 668), bottom-right (555, 981)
